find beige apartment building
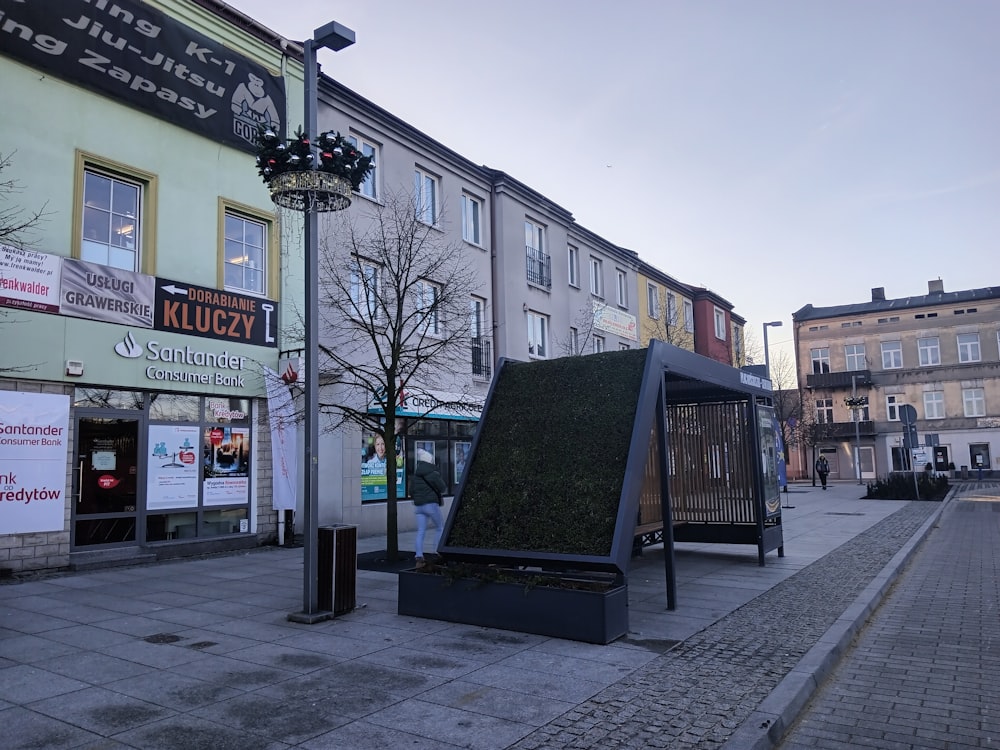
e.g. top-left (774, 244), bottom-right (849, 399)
top-left (792, 280), bottom-right (1000, 481)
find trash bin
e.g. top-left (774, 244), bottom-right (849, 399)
top-left (317, 525), bottom-right (357, 616)
top-left (961, 466), bottom-right (969, 480)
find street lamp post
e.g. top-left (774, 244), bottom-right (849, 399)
top-left (289, 21), bottom-right (356, 624)
top-left (845, 376), bottom-right (868, 486)
top-left (762, 320), bottom-right (783, 381)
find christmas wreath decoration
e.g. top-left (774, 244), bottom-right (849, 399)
top-left (255, 126), bottom-right (373, 193)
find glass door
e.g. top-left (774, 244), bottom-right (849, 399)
top-left (73, 415), bottom-right (141, 547)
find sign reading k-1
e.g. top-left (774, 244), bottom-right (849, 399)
top-left (155, 278), bottom-right (277, 347)
top-left (0, 0), bottom-right (286, 152)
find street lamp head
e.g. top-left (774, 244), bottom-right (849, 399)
top-left (313, 20), bottom-right (355, 51)
top-left (764, 320), bottom-right (783, 328)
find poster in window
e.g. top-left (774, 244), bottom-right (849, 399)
top-left (203, 426), bottom-right (250, 506)
top-left (361, 429), bottom-right (405, 502)
top-left (454, 441), bottom-right (471, 483)
top-left (147, 424), bottom-right (199, 510)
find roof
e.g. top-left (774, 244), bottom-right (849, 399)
top-left (793, 286), bottom-right (1000, 322)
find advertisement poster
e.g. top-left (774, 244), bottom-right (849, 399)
top-left (454, 442), bottom-right (470, 483)
top-left (361, 429), bottom-right (404, 502)
top-left (0, 391), bottom-right (70, 534)
top-left (0, 244), bottom-right (62, 313)
top-left (264, 367), bottom-right (297, 511)
top-left (203, 425), bottom-right (249, 506)
top-left (146, 424), bottom-right (199, 510)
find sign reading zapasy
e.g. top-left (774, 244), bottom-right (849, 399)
top-left (0, 0), bottom-right (286, 152)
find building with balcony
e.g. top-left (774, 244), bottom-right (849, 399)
top-left (792, 280), bottom-right (1000, 481)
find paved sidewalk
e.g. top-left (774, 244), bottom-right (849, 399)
top-left (0, 482), bottom-right (951, 749)
top-left (775, 481), bottom-right (1000, 750)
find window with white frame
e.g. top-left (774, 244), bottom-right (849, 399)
top-left (850, 402), bottom-right (870, 421)
top-left (223, 210), bottom-right (267, 295)
top-left (963, 387), bottom-right (986, 417)
top-left (845, 343), bottom-right (866, 371)
top-left (470, 297), bottom-right (486, 339)
top-left (683, 300), bottom-right (694, 332)
top-left (461, 193), bottom-right (481, 245)
top-left (527, 311), bottom-right (548, 358)
top-left (524, 220), bottom-right (550, 287)
top-left (881, 340), bottom-right (903, 369)
top-left (957, 333), bottom-right (981, 363)
top-left (647, 283), bottom-right (660, 319)
top-left (923, 391), bottom-right (945, 419)
top-left (815, 398), bottom-right (833, 423)
top-left (593, 335), bottom-right (605, 353)
top-left (886, 394), bottom-right (902, 421)
top-left (413, 168), bottom-right (438, 224)
top-left (569, 326), bottom-right (579, 355)
top-left (666, 292), bottom-right (677, 324)
top-left (810, 347), bottom-right (831, 374)
top-left (713, 307), bottom-right (726, 340)
top-left (918, 337), bottom-right (940, 366)
top-left (81, 167), bottom-right (142, 272)
top-left (347, 135), bottom-right (378, 200)
top-left (616, 269), bottom-right (628, 307)
top-left (416, 280), bottom-right (441, 336)
top-left (589, 257), bottom-right (603, 297)
top-left (619, 342), bottom-right (630, 351)
top-left (471, 297), bottom-right (490, 378)
top-left (567, 245), bottom-right (579, 287)
top-left (349, 261), bottom-right (380, 319)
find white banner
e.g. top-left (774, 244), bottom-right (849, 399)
top-left (0, 244), bottom-right (62, 313)
top-left (264, 366), bottom-right (298, 511)
top-left (0, 391), bottom-right (70, 534)
top-left (146, 424), bottom-right (200, 510)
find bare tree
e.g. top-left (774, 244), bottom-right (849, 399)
top-left (0, 152), bottom-right (49, 249)
top-left (311, 190), bottom-right (481, 559)
top-left (768, 349), bottom-right (804, 466)
top-left (645, 288), bottom-right (693, 349)
top-left (556, 302), bottom-right (599, 356)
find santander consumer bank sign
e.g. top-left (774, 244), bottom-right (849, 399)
top-left (0, 392), bottom-right (70, 534)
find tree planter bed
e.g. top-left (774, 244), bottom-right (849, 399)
top-left (397, 567), bottom-right (628, 644)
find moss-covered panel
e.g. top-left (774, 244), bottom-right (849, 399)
top-left (447, 349), bottom-right (648, 555)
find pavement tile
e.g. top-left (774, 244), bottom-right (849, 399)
top-left (0, 633), bottom-right (80, 664)
top-left (28, 685), bottom-right (171, 734)
top-left (36, 650), bottom-right (156, 684)
top-left (104, 669), bottom-right (244, 710)
top-left (188, 692), bottom-right (349, 744)
top-left (111, 714), bottom-right (288, 750)
top-left (2, 663), bottom-right (91, 703)
top-left (0, 705), bottom-right (102, 750)
top-left (299, 718), bottom-right (462, 749)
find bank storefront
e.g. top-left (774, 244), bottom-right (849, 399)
top-left (0, 250), bottom-right (278, 572)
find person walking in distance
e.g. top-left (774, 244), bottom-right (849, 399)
top-left (816, 455), bottom-right (830, 489)
top-left (412, 448), bottom-right (447, 568)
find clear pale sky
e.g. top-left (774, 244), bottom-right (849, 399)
top-left (227, 0), bottom-right (1000, 365)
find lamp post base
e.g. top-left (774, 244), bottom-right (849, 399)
top-left (287, 610), bottom-right (333, 624)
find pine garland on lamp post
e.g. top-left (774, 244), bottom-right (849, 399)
top-left (255, 126), bottom-right (372, 191)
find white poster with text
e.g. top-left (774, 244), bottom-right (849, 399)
top-left (0, 391), bottom-right (70, 534)
top-left (146, 424), bottom-right (200, 510)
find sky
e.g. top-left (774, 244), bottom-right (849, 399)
top-left (227, 0), bottom-right (1000, 368)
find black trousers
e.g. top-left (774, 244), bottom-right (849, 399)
top-left (819, 472), bottom-right (828, 487)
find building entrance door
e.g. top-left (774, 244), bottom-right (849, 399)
top-left (858, 446), bottom-right (876, 480)
top-left (73, 415), bottom-right (141, 548)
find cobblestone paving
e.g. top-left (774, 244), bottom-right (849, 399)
top-left (511, 500), bottom-right (939, 750)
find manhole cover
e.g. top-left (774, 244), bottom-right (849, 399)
top-left (144, 633), bottom-right (182, 644)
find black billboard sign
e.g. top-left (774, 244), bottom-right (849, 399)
top-left (155, 277), bottom-right (278, 347)
top-left (0, 0), bottom-right (285, 152)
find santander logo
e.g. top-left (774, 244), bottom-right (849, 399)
top-left (114, 332), bottom-right (143, 358)
top-left (280, 360), bottom-right (299, 384)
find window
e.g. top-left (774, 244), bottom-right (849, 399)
top-left (527, 311), bottom-right (548, 358)
top-left (963, 388), bottom-right (986, 417)
top-left (845, 343), bottom-right (866, 371)
top-left (881, 341), bottom-right (903, 369)
top-left (223, 211), bottom-right (267, 295)
top-left (815, 398), bottom-right (833, 423)
top-left (593, 335), bottom-right (605, 354)
top-left (619, 342), bottom-right (630, 351)
top-left (713, 308), bottom-right (726, 340)
top-left (810, 348), bottom-right (831, 374)
top-left (569, 327), bottom-right (579, 355)
top-left (567, 245), bottom-right (579, 287)
top-left (416, 280), bottom-right (441, 336)
top-left (349, 261), bottom-right (379, 319)
top-left (616, 269), bottom-right (628, 307)
top-left (923, 391), bottom-right (945, 420)
top-left (957, 333), bottom-right (981, 363)
top-left (414, 168), bottom-right (438, 224)
top-left (525, 221), bottom-right (550, 287)
top-left (461, 193), bottom-right (481, 245)
top-left (589, 257), bottom-right (603, 297)
top-left (646, 283), bottom-right (660, 318)
top-left (347, 135), bottom-right (378, 200)
top-left (81, 167), bottom-right (142, 272)
top-left (470, 297), bottom-right (486, 339)
top-left (471, 297), bottom-right (490, 379)
top-left (886, 394), bottom-right (902, 421)
top-left (667, 293), bottom-right (677, 324)
top-left (918, 337), bottom-right (940, 366)
top-left (683, 300), bottom-right (694, 332)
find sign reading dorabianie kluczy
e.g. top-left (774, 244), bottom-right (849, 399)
top-left (0, 0), bottom-right (285, 152)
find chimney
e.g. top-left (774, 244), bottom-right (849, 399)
top-left (871, 287), bottom-right (885, 301)
top-left (928, 279), bottom-right (944, 294)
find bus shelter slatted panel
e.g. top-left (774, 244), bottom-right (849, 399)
top-left (637, 427), bottom-right (663, 529)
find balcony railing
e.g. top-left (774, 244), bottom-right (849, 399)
top-left (525, 246), bottom-right (551, 288)
top-left (472, 337), bottom-right (492, 380)
top-left (814, 420), bottom-right (875, 438)
top-left (806, 369), bottom-right (872, 390)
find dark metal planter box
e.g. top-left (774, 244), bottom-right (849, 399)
top-left (397, 569), bottom-right (628, 644)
